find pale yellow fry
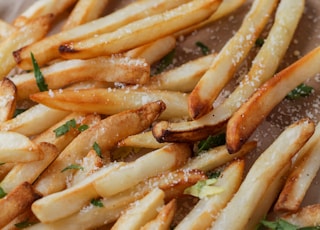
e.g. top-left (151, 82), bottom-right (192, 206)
top-left (144, 54), bottom-right (216, 92)
top-left (94, 143), bottom-right (191, 198)
top-left (0, 182), bottom-right (41, 228)
top-left (176, 160), bottom-right (245, 230)
top-left (33, 101), bottom-right (166, 196)
top-left (0, 142), bottom-right (57, 193)
top-left (0, 104), bottom-right (70, 137)
top-left (226, 45), bottom-right (320, 153)
top-left (30, 88), bottom-right (189, 119)
top-left (274, 121), bottom-right (320, 212)
top-left (12, 0), bottom-right (77, 27)
top-left (0, 19), bottom-right (16, 42)
top-left (111, 188), bottom-right (165, 230)
top-left (152, 0), bottom-right (305, 143)
top-left (0, 14), bottom-right (54, 79)
top-left (14, 0), bottom-right (192, 70)
top-left (11, 55), bottom-right (150, 100)
top-left (31, 162), bottom-right (124, 223)
top-left (118, 131), bottom-right (167, 149)
top-left (0, 131), bottom-right (40, 163)
top-left (62, 0), bottom-right (109, 31)
top-left (0, 163), bottom-right (15, 181)
top-left (0, 78), bottom-right (16, 122)
top-left (125, 36), bottom-right (176, 65)
top-left (58, 0), bottom-right (222, 59)
top-left (210, 119), bottom-right (314, 230)
top-left (281, 204), bottom-right (320, 227)
top-left (141, 199), bottom-right (176, 230)
top-left (182, 141), bottom-right (256, 172)
top-left (188, 0), bottom-right (279, 119)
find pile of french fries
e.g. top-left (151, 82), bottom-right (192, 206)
top-left (0, 0), bottom-right (320, 229)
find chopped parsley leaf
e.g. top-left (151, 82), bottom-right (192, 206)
top-left (184, 178), bottom-right (223, 199)
top-left (93, 142), bottom-right (102, 157)
top-left (197, 133), bottom-right (226, 154)
top-left (15, 219), bottom-right (37, 229)
top-left (0, 186), bottom-right (7, 198)
top-left (53, 119), bottom-right (77, 137)
top-left (259, 218), bottom-right (320, 230)
top-left (153, 49), bottom-right (175, 75)
top-left (195, 41), bottom-right (210, 55)
top-left (255, 37), bottom-right (265, 47)
top-left (286, 83), bottom-right (313, 100)
top-left (31, 52), bottom-right (48, 92)
top-left (78, 124), bottom-right (89, 132)
top-left (61, 164), bottom-right (84, 172)
top-left (13, 108), bottom-right (27, 117)
top-left (91, 198), bottom-right (104, 207)
top-left (206, 170), bottom-right (221, 179)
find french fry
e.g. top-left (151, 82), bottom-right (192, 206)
top-left (0, 104), bottom-right (70, 137)
top-left (274, 122), bottom-right (320, 212)
top-left (0, 14), bottom-right (54, 79)
top-left (33, 101), bottom-right (166, 196)
top-left (125, 36), bottom-right (176, 65)
top-left (188, 0), bottom-right (278, 119)
top-left (111, 188), bottom-right (165, 230)
top-left (0, 131), bottom-right (41, 163)
top-left (31, 162), bottom-right (124, 223)
top-left (93, 143), bottom-right (191, 198)
top-left (281, 204), bottom-right (320, 227)
top-left (2, 207), bottom-right (38, 230)
top-left (11, 55), bottom-right (150, 100)
top-left (176, 159), bottom-right (245, 230)
top-left (0, 78), bottom-right (17, 122)
top-left (152, 0), bottom-right (304, 142)
top-left (141, 199), bottom-right (177, 230)
top-left (30, 88), bottom-right (189, 119)
top-left (58, 0), bottom-right (222, 59)
top-left (0, 163), bottom-right (15, 181)
top-left (14, 0), bottom-right (192, 69)
top-left (226, 45), bottom-right (320, 153)
top-left (210, 119), bottom-right (314, 230)
top-left (12, 0), bottom-right (77, 27)
top-left (0, 19), bottom-right (16, 42)
top-left (62, 0), bottom-right (109, 31)
top-left (118, 131), bottom-right (167, 149)
top-left (0, 182), bottom-right (41, 228)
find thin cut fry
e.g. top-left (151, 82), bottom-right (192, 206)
top-left (0, 78), bottom-right (17, 122)
top-left (281, 204), bottom-right (320, 227)
top-left (0, 19), bottom-right (16, 42)
top-left (118, 131), bottom-right (167, 149)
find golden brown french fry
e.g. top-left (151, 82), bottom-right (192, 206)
top-left (182, 141), bottom-right (256, 172)
top-left (62, 0), bottom-right (109, 31)
top-left (152, 0), bottom-right (304, 143)
top-left (125, 36), bottom-right (176, 65)
top-left (33, 101), bottom-right (166, 196)
top-left (30, 88), bottom-right (189, 119)
top-left (93, 143), bottom-right (191, 198)
top-left (210, 119), bottom-right (314, 230)
top-left (281, 204), bottom-right (320, 227)
top-left (118, 131), bottom-right (167, 149)
top-left (274, 122), bottom-right (320, 212)
top-left (12, 0), bottom-right (77, 27)
top-left (0, 104), bottom-right (70, 137)
top-left (0, 182), bottom-right (41, 228)
top-left (0, 131), bottom-right (41, 163)
top-left (14, 0), bottom-right (192, 69)
top-left (0, 78), bottom-right (16, 122)
top-left (141, 199), bottom-right (176, 230)
top-left (0, 142), bottom-right (58, 193)
top-left (111, 188), bottom-right (165, 230)
top-left (58, 0), bottom-right (222, 59)
top-left (0, 163), bottom-right (15, 181)
top-left (2, 207), bottom-right (38, 230)
top-left (11, 55), bottom-right (150, 100)
top-left (0, 19), bottom-right (16, 42)
top-left (31, 162), bottom-right (124, 223)
top-left (188, 0), bottom-right (278, 119)
top-left (0, 14), bottom-right (54, 79)
top-left (226, 45), bottom-right (320, 153)
top-left (176, 159), bottom-right (245, 230)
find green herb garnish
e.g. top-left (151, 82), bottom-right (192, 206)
top-left (61, 164), bottom-right (84, 172)
top-left (153, 49), bottom-right (175, 75)
top-left (206, 170), bottom-right (221, 179)
top-left (91, 198), bottom-right (104, 207)
top-left (53, 119), bottom-right (77, 137)
top-left (0, 186), bottom-right (7, 198)
top-left (184, 178), bottom-right (223, 199)
top-left (15, 219), bottom-right (37, 229)
top-left (286, 83), bottom-right (313, 100)
top-left (197, 133), bottom-right (226, 154)
top-left (195, 41), bottom-right (210, 55)
top-left (31, 52), bottom-right (48, 92)
top-left (13, 108), bottom-right (27, 117)
top-left (255, 37), bottom-right (265, 47)
top-left (259, 218), bottom-right (320, 230)
top-left (78, 124), bottom-right (89, 132)
top-left (93, 142), bottom-right (102, 157)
